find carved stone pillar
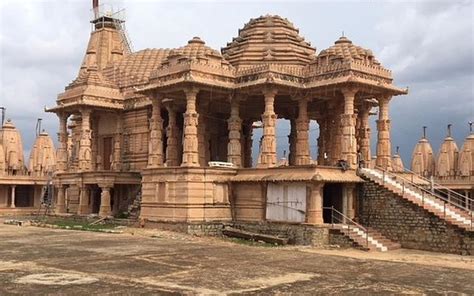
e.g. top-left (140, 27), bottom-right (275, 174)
top-left (113, 114), bottom-right (123, 171)
top-left (10, 185), bottom-right (16, 208)
top-left (227, 96), bottom-right (242, 167)
top-left (57, 113), bottom-right (69, 172)
top-left (165, 105), bottom-right (179, 167)
top-left (328, 103), bottom-right (342, 165)
top-left (78, 186), bottom-right (90, 215)
top-left (258, 89), bottom-right (277, 168)
top-left (307, 182), bottom-right (324, 224)
top-left (56, 185), bottom-right (66, 214)
top-left (359, 104), bottom-right (371, 168)
top-left (99, 185), bottom-right (112, 217)
top-left (182, 88), bottom-right (200, 167)
top-left (295, 98), bottom-right (311, 165)
top-left (78, 109), bottom-right (92, 171)
top-left (376, 96), bottom-right (392, 170)
top-left (91, 115), bottom-right (99, 170)
top-left (341, 89), bottom-right (358, 168)
top-left (288, 119), bottom-right (296, 165)
top-left (198, 99), bottom-right (209, 167)
top-left (243, 121), bottom-right (253, 168)
top-left (148, 97), bottom-right (164, 168)
top-left (344, 184), bottom-right (355, 219)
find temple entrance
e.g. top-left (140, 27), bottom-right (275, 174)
top-left (103, 137), bottom-right (113, 170)
top-left (323, 183), bottom-right (343, 223)
top-left (9, 186), bottom-right (35, 207)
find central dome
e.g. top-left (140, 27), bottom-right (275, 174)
top-left (221, 15), bottom-right (316, 68)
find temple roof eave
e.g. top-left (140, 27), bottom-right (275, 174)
top-left (46, 99), bottom-right (124, 113)
top-left (137, 74), bottom-right (407, 97)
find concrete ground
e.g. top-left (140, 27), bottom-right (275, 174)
top-left (0, 223), bottom-right (473, 295)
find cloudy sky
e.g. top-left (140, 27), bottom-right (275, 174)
top-left (0, 0), bottom-right (473, 165)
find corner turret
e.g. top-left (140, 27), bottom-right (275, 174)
top-left (411, 126), bottom-right (435, 177)
top-left (436, 124), bottom-right (459, 177)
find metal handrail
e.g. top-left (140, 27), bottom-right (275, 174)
top-left (368, 166), bottom-right (473, 215)
top-left (323, 206), bottom-right (370, 249)
top-left (400, 166), bottom-right (472, 203)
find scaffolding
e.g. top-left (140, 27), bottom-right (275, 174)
top-left (91, 4), bottom-right (134, 53)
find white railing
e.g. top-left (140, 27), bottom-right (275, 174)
top-left (360, 167), bottom-right (473, 231)
top-left (323, 206), bottom-right (370, 250)
top-left (399, 166), bottom-right (473, 211)
top-left (375, 166), bottom-right (473, 214)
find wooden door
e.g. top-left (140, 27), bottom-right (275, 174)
top-left (266, 183), bottom-right (306, 222)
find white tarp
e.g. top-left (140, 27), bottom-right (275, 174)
top-left (266, 182), bottom-right (306, 222)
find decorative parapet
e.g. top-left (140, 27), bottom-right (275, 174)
top-left (305, 60), bottom-right (392, 80)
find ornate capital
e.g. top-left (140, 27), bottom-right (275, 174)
top-left (377, 94), bottom-right (392, 105)
top-left (341, 87), bottom-right (358, 98)
top-left (262, 87), bottom-right (278, 99)
top-left (184, 87), bottom-right (199, 99)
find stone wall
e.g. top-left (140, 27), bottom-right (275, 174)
top-left (231, 221), bottom-right (329, 246)
top-left (328, 229), bottom-right (358, 249)
top-left (359, 181), bottom-right (474, 255)
top-left (145, 220), bottom-right (331, 246)
top-left (141, 167), bottom-right (236, 222)
top-left (144, 220), bottom-right (226, 236)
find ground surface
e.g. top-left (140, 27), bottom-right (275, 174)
top-left (0, 223), bottom-right (473, 295)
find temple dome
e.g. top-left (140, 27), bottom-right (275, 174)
top-left (0, 119), bottom-right (26, 174)
top-left (411, 134), bottom-right (435, 177)
top-left (458, 132), bottom-right (474, 177)
top-left (28, 130), bottom-right (56, 176)
top-left (436, 126), bottom-right (459, 177)
top-left (315, 36), bottom-right (381, 66)
top-left (162, 37), bottom-right (230, 67)
top-left (221, 15), bottom-right (316, 67)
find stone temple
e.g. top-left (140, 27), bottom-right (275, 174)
top-left (0, 2), bottom-right (472, 254)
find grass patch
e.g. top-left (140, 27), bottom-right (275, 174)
top-left (34, 218), bottom-right (121, 233)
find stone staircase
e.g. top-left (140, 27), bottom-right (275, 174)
top-left (359, 168), bottom-right (473, 232)
top-left (333, 224), bottom-right (401, 252)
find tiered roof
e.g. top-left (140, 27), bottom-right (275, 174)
top-left (222, 15), bottom-right (316, 67)
top-left (50, 14), bottom-right (407, 114)
top-left (102, 48), bottom-right (172, 89)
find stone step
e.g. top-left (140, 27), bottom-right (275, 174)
top-left (335, 226), bottom-right (399, 252)
top-left (361, 171), bottom-right (473, 232)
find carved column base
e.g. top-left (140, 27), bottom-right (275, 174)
top-left (99, 186), bottom-right (112, 217)
top-left (55, 186), bottom-right (66, 214)
top-left (306, 183), bottom-right (324, 224)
